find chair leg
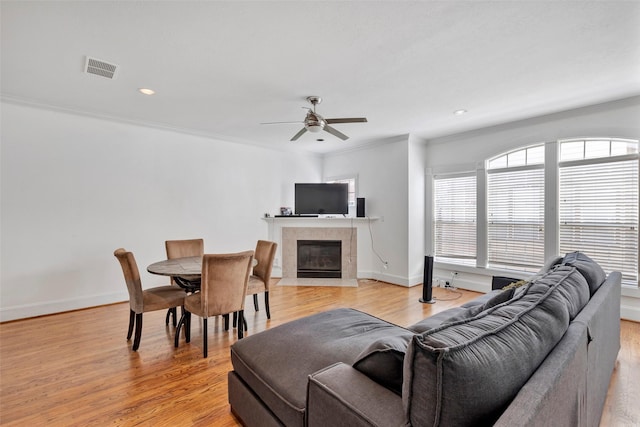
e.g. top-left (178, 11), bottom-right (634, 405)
top-left (132, 313), bottom-right (143, 351)
top-left (253, 294), bottom-right (259, 311)
top-left (243, 313), bottom-right (247, 331)
top-left (171, 307), bottom-right (177, 327)
top-left (203, 318), bottom-right (208, 358)
top-left (265, 292), bottom-right (271, 319)
top-left (185, 312), bottom-right (191, 343)
top-left (175, 310), bottom-right (187, 348)
top-left (238, 310), bottom-right (245, 339)
top-left (165, 309), bottom-right (171, 325)
top-left (127, 309), bottom-right (135, 340)
top-left (232, 312), bottom-right (237, 328)
top-left (224, 314), bottom-right (230, 331)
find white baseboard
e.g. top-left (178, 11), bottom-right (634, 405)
top-left (621, 302), bottom-right (640, 322)
top-left (0, 292), bottom-right (128, 322)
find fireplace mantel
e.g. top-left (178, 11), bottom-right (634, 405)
top-left (263, 216), bottom-right (379, 281)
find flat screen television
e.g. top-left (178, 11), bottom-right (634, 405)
top-left (295, 183), bottom-right (349, 215)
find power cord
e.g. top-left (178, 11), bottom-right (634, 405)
top-left (367, 217), bottom-right (388, 269)
top-left (433, 287), bottom-right (462, 301)
top-left (433, 272), bottom-right (461, 301)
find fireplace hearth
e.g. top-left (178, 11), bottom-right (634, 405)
top-left (297, 240), bottom-right (342, 278)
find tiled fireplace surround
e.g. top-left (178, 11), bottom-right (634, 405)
top-left (282, 227), bottom-right (357, 279)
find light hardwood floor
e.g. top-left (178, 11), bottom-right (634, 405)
top-left (1, 280), bottom-right (638, 426)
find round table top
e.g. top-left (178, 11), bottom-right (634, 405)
top-left (147, 256), bottom-right (257, 280)
top-left (147, 256), bottom-right (202, 280)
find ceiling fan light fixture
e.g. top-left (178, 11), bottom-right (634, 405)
top-left (306, 124), bottom-right (323, 133)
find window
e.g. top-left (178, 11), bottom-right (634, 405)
top-left (326, 176), bottom-right (357, 206)
top-left (433, 138), bottom-right (638, 286)
top-left (487, 146), bottom-right (545, 271)
top-left (559, 139), bottom-right (639, 286)
top-left (433, 174), bottom-right (476, 266)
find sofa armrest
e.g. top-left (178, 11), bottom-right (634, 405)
top-left (307, 362), bottom-right (404, 427)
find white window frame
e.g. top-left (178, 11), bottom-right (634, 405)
top-left (325, 174), bottom-right (358, 207)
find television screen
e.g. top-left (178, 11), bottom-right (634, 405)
top-left (295, 183), bottom-right (349, 215)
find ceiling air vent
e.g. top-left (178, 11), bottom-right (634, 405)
top-left (84, 56), bottom-right (118, 79)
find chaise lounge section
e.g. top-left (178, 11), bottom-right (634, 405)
top-left (228, 252), bottom-right (620, 426)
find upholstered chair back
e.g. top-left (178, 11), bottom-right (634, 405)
top-left (114, 248), bottom-right (144, 313)
top-left (165, 238), bottom-right (204, 259)
top-left (252, 240), bottom-right (277, 289)
top-left (200, 251), bottom-right (254, 318)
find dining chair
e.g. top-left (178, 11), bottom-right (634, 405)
top-left (164, 238), bottom-right (204, 326)
top-left (176, 250), bottom-right (254, 357)
top-left (113, 248), bottom-right (185, 351)
top-left (246, 240), bottom-right (278, 319)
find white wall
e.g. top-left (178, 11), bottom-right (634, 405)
top-left (407, 135), bottom-right (428, 285)
top-left (3, 96), bottom-right (638, 321)
top-left (424, 95), bottom-right (640, 321)
top-left (323, 136), bottom-right (415, 285)
top-left (0, 101), bottom-right (322, 321)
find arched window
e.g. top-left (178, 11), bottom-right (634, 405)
top-left (486, 144), bottom-right (545, 271)
top-left (433, 138), bottom-right (639, 287)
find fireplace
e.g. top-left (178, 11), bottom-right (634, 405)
top-left (281, 227), bottom-right (357, 280)
top-left (297, 240), bottom-right (342, 278)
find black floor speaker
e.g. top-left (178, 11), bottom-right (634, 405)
top-left (356, 198), bottom-right (365, 217)
top-left (419, 255), bottom-right (436, 304)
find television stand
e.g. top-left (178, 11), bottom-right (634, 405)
top-left (274, 215), bottom-right (319, 218)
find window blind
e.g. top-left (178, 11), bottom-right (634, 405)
top-left (434, 174), bottom-right (476, 265)
top-left (559, 157), bottom-right (639, 286)
top-left (487, 166), bottom-right (545, 270)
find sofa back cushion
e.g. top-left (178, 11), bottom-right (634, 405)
top-left (562, 251), bottom-right (606, 295)
top-left (402, 265), bottom-right (590, 427)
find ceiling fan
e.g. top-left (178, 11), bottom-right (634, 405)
top-left (262, 96), bottom-right (367, 141)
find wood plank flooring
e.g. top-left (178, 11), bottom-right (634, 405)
top-left (1, 280), bottom-right (638, 426)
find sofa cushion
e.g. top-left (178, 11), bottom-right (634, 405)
top-left (403, 265), bottom-right (590, 427)
top-left (230, 308), bottom-right (409, 427)
top-left (562, 251), bottom-right (606, 295)
top-left (408, 307), bottom-right (472, 333)
top-left (409, 288), bottom-right (515, 334)
top-left (352, 330), bottom-right (414, 395)
top-left (483, 286), bottom-right (515, 308)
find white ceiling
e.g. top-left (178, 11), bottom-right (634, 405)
top-left (2, 1), bottom-right (639, 154)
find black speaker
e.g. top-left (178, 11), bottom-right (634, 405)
top-left (419, 255), bottom-right (436, 304)
top-left (356, 198), bottom-right (365, 217)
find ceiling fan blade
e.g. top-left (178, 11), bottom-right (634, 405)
top-left (324, 117), bottom-right (368, 124)
top-left (324, 125), bottom-right (349, 141)
top-left (290, 128), bottom-right (307, 141)
top-left (261, 121), bottom-right (304, 125)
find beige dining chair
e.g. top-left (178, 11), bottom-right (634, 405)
top-left (247, 240), bottom-right (278, 319)
top-left (164, 238), bottom-right (204, 326)
top-left (176, 250), bottom-right (254, 358)
top-left (113, 248), bottom-right (185, 351)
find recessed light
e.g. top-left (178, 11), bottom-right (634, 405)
top-left (138, 88), bottom-right (155, 95)
top-left (453, 109), bottom-right (467, 115)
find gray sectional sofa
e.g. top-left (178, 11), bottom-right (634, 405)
top-left (228, 252), bottom-right (621, 426)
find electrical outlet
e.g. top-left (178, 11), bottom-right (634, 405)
top-left (382, 261), bottom-right (389, 269)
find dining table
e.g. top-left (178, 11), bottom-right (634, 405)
top-left (147, 256), bottom-right (204, 292)
top-left (147, 256), bottom-right (258, 292)
top-left (147, 255), bottom-right (257, 346)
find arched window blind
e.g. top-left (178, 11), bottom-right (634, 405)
top-left (487, 166), bottom-right (545, 270)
